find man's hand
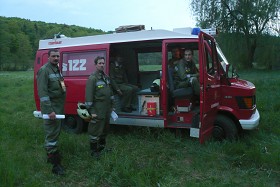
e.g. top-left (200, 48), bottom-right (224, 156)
top-left (117, 89), bottom-right (123, 96)
top-left (91, 114), bottom-right (97, 118)
top-left (85, 113), bottom-right (97, 123)
top-left (48, 112), bottom-right (56, 120)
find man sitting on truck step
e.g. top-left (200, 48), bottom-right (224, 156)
top-left (110, 55), bottom-right (138, 113)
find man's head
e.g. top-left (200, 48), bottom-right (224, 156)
top-left (94, 56), bottom-right (105, 72)
top-left (48, 49), bottom-right (60, 65)
top-left (172, 48), bottom-right (181, 59)
top-left (184, 49), bottom-right (193, 62)
top-left (116, 56), bottom-right (124, 64)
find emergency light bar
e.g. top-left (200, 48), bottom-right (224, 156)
top-left (173, 27), bottom-right (217, 36)
top-left (200, 28), bottom-right (217, 36)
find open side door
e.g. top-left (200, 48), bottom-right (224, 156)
top-left (198, 32), bottom-right (220, 143)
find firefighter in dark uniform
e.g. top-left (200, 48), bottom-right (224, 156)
top-left (110, 56), bottom-right (138, 113)
top-left (173, 49), bottom-right (200, 96)
top-left (85, 56), bottom-right (115, 159)
top-left (168, 47), bottom-right (182, 68)
top-left (36, 48), bottom-right (66, 175)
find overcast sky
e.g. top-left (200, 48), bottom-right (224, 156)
top-left (0, 0), bottom-right (197, 32)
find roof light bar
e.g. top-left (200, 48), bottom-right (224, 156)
top-left (200, 28), bottom-right (217, 36)
top-left (173, 27), bottom-right (217, 36)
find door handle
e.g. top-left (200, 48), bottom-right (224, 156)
top-left (206, 84), bottom-right (211, 91)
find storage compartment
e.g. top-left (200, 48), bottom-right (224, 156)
top-left (138, 94), bottom-right (160, 115)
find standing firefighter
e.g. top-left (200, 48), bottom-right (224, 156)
top-left (85, 56), bottom-right (114, 159)
top-left (36, 49), bottom-right (66, 175)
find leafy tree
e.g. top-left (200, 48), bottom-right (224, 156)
top-left (191, 0), bottom-right (280, 69)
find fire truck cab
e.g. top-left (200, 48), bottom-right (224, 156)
top-left (33, 26), bottom-right (260, 143)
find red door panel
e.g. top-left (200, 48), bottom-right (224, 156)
top-left (199, 32), bottom-right (220, 143)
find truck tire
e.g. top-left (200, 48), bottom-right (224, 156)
top-left (62, 115), bottom-right (84, 134)
top-left (213, 115), bottom-right (238, 141)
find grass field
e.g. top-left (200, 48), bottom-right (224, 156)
top-left (0, 70), bottom-right (279, 187)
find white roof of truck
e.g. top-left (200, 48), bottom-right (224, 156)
top-left (38, 29), bottom-right (198, 50)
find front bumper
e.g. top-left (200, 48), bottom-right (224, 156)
top-left (239, 109), bottom-right (260, 130)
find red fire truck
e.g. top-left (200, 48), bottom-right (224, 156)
top-left (33, 26), bottom-right (260, 143)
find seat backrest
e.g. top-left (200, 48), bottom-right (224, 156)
top-left (168, 67), bottom-right (175, 92)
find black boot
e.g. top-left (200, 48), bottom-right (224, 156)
top-left (99, 138), bottom-right (112, 152)
top-left (47, 151), bottom-right (65, 175)
top-left (90, 142), bottom-right (101, 160)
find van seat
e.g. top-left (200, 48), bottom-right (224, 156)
top-left (168, 67), bottom-right (193, 99)
top-left (172, 87), bottom-right (193, 98)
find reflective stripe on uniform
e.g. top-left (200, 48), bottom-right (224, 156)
top-left (85, 102), bottom-right (93, 107)
top-left (48, 73), bottom-right (60, 79)
top-left (90, 135), bottom-right (99, 142)
top-left (45, 141), bottom-right (57, 147)
top-left (96, 81), bottom-right (105, 86)
top-left (96, 80), bottom-right (106, 89)
top-left (40, 96), bottom-right (50, 102)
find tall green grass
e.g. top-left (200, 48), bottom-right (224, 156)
top-left (0, 70), bottom-right (279, 186)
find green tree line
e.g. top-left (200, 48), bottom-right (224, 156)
top-left (0, 16), bottom-right (106, 71)
top-left (0, 16), bottom-right (279, 71)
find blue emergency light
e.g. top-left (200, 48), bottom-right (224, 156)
top-left (191, 28), bottom-right (201, 35)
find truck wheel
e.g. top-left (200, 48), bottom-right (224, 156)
top-left (62, 115), bottom-right (84, 134)
top-left (213, 115), bottom-right (238, 141)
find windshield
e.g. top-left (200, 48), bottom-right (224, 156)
top-left (216, 44), bottom-right (229, 72)
top-left (216, 44), bottom-right (236, 78)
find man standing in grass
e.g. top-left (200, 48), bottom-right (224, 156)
top-left (36, 48), bottom-right (66, 175)
top-left (85, 56), bottom-right (114, 159)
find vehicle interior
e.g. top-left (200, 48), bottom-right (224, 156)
top-left (109, 41), bottom-right (200, 117)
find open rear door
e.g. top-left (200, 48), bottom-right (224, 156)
top-left (198, 31), bottom-right (220, 143)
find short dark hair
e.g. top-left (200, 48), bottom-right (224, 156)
top-left (94, 56), bottom-right (105, 64)
top-left (48, 49), bottom-right (59, 56)
top-left (184, 49), bottom-right (193, 55)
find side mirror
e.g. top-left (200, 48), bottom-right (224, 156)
top-left (232, 66), bottom-right (239, 78)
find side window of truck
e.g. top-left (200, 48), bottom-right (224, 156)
top-left (204, 41), bottom-right (215, 76)
top-left (193, 50), bottom-right (199, 70)
top-left (138, 52), bottom-right (162, 72)
top-left (138, 51), bottom-right (162, 89)
top-left (61, 51), bottom-right (106, 77)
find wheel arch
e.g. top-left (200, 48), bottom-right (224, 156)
top-left (217, 110), bottom-right (242, 133)
top-left (62, 114), bottom-right (87, 134)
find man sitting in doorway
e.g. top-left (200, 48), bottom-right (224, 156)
top-left (173, 49), bottom-right (200, 97)
top-left (110, 55), bottom-right (138, 113)
top-left (168, 47), bottom-right (182, 68)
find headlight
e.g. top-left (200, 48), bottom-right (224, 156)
top-left (236, 96), bottom-right (256, 109)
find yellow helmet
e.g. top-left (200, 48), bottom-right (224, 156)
top-left (77, 102), bottom-right (91, 120)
